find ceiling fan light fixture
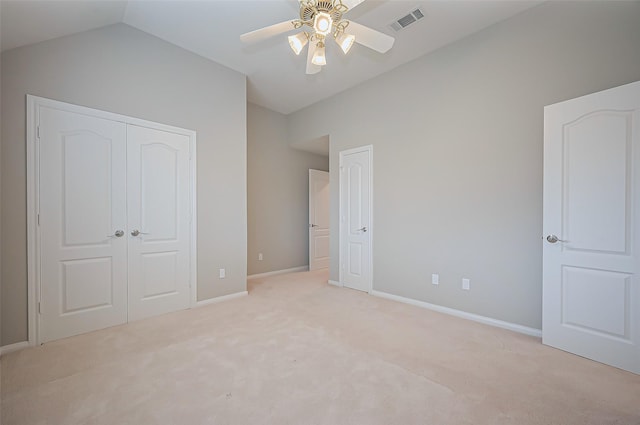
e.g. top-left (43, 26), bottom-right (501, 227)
top-left (314, 12), bottom-right (333, 36)
top-left (335, 32), bottom-right (355, 54)
top-left (311, 41), bottom-right (327, 66)
top-left (288, 32), bottom-right (309, 55)
top-left (239, 0), bottom-right (396, 75)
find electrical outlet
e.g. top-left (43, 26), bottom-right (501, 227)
top-left (258, 253), bottom-right (263, 261)
top-left (432, 274), bottom-right (439, 285)
top-left (462, 278), bottom-right (470, 290)
top-left (219, 268), bottom-right (226, 279)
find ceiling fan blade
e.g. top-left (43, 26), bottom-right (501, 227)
top-left (306, 42), bottom-right (321, 75)
top-left (240, 20), bottom-right (295, 44)
top-left (347, 21), bottom-right (395, 53)
top-left (342, 0), bottom-right (367, 11)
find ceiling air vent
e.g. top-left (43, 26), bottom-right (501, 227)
top-left (390, 8), bottom-right (425, 32)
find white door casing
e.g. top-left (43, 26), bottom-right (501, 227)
top-left (127, 125), bottom-right (192, 321)
top-left (543, 81), bottom-right (640, 374)
top-left (339, 146), bottom-right (372, 293)
top-left (309, 169), bottom-right (330, 271)
top-left (38, 107), bottom-right (128, 343)
top-left (28, 96), bottom-right (197, 345)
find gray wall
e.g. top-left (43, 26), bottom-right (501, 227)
top-left (1, 24), bottom-right (247, 345)
top-left (247, 103), bottom-right (328, 275)
top-left (0, 2), bottom-right (3, 346)
top-left (287, 1), bottom-right (640, 329)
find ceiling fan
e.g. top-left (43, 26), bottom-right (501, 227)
top-left (240, 0), bottom-right (395, 74)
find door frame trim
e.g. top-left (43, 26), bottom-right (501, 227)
top-left (26, 95), bottom-right (198, 346)
top-left (338, 144), bottom-right (373, 293)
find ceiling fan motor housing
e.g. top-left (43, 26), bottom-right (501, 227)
top-left (299, 0), bottom-right (349, 36)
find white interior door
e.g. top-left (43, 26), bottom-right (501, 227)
top-left (543, 81), bottom-right (640, 374)
top-left (340, 146), bottom-right (372, 292)
top-left (127, 125), bottom-right (192, 321)
top-left (39, 107), bottom-right (128, 343)
top-left (309, 169), bottom-right (330, 271)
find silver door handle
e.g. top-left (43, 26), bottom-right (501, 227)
top-left (310, 224), bottom-right (318, 228)
top-left (131, 229), bottom-right (149, 237)
top-left (357, 227), bottom-right (367, 232)
top-left (108, 230), bottom-right (124, 238)
top-left (546, 234), bottom-right (566, 243)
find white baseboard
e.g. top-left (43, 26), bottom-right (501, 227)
top-left (328, 280), bottom-right (342, 287)
top-left (370, 290), bottom-right (542, 338)
top-left (247, 266), bottom-right (309, 280)
top-left (196, 291), bottom-right (248, 307)
top-left (0, 341), bottom-right (30, 356)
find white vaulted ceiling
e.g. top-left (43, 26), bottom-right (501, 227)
top-left (0, 0), bottom-right (543, 114)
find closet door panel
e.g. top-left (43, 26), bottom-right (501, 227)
top-left (127, 125), bottom-right (191, 321)
top-left (39, 107), bottom-right (128, 343)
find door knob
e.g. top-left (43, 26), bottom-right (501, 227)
top-left (131, 229), bottom-right (149, 237)
top-left (357, 227), bottom-right (367, 232)
top-left (546, 234), bottom-right (566, 243)
top-left (108, 230), bottom-right (124, 238)
top-left (310, 224), bottom-right (318, 228)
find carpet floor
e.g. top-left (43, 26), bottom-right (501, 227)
top-left (1, 269), bottom-right (639, 425)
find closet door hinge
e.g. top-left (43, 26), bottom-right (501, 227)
top-left (38, 302), bottom-right (41, 314)
top-left (37, 125), bottom-right (40, 139)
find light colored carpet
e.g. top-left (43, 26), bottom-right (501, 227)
top-left (1, 269), bottom-right (639, 425)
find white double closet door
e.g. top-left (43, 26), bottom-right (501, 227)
top-left (37, 102), bottom-right (193, 343)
